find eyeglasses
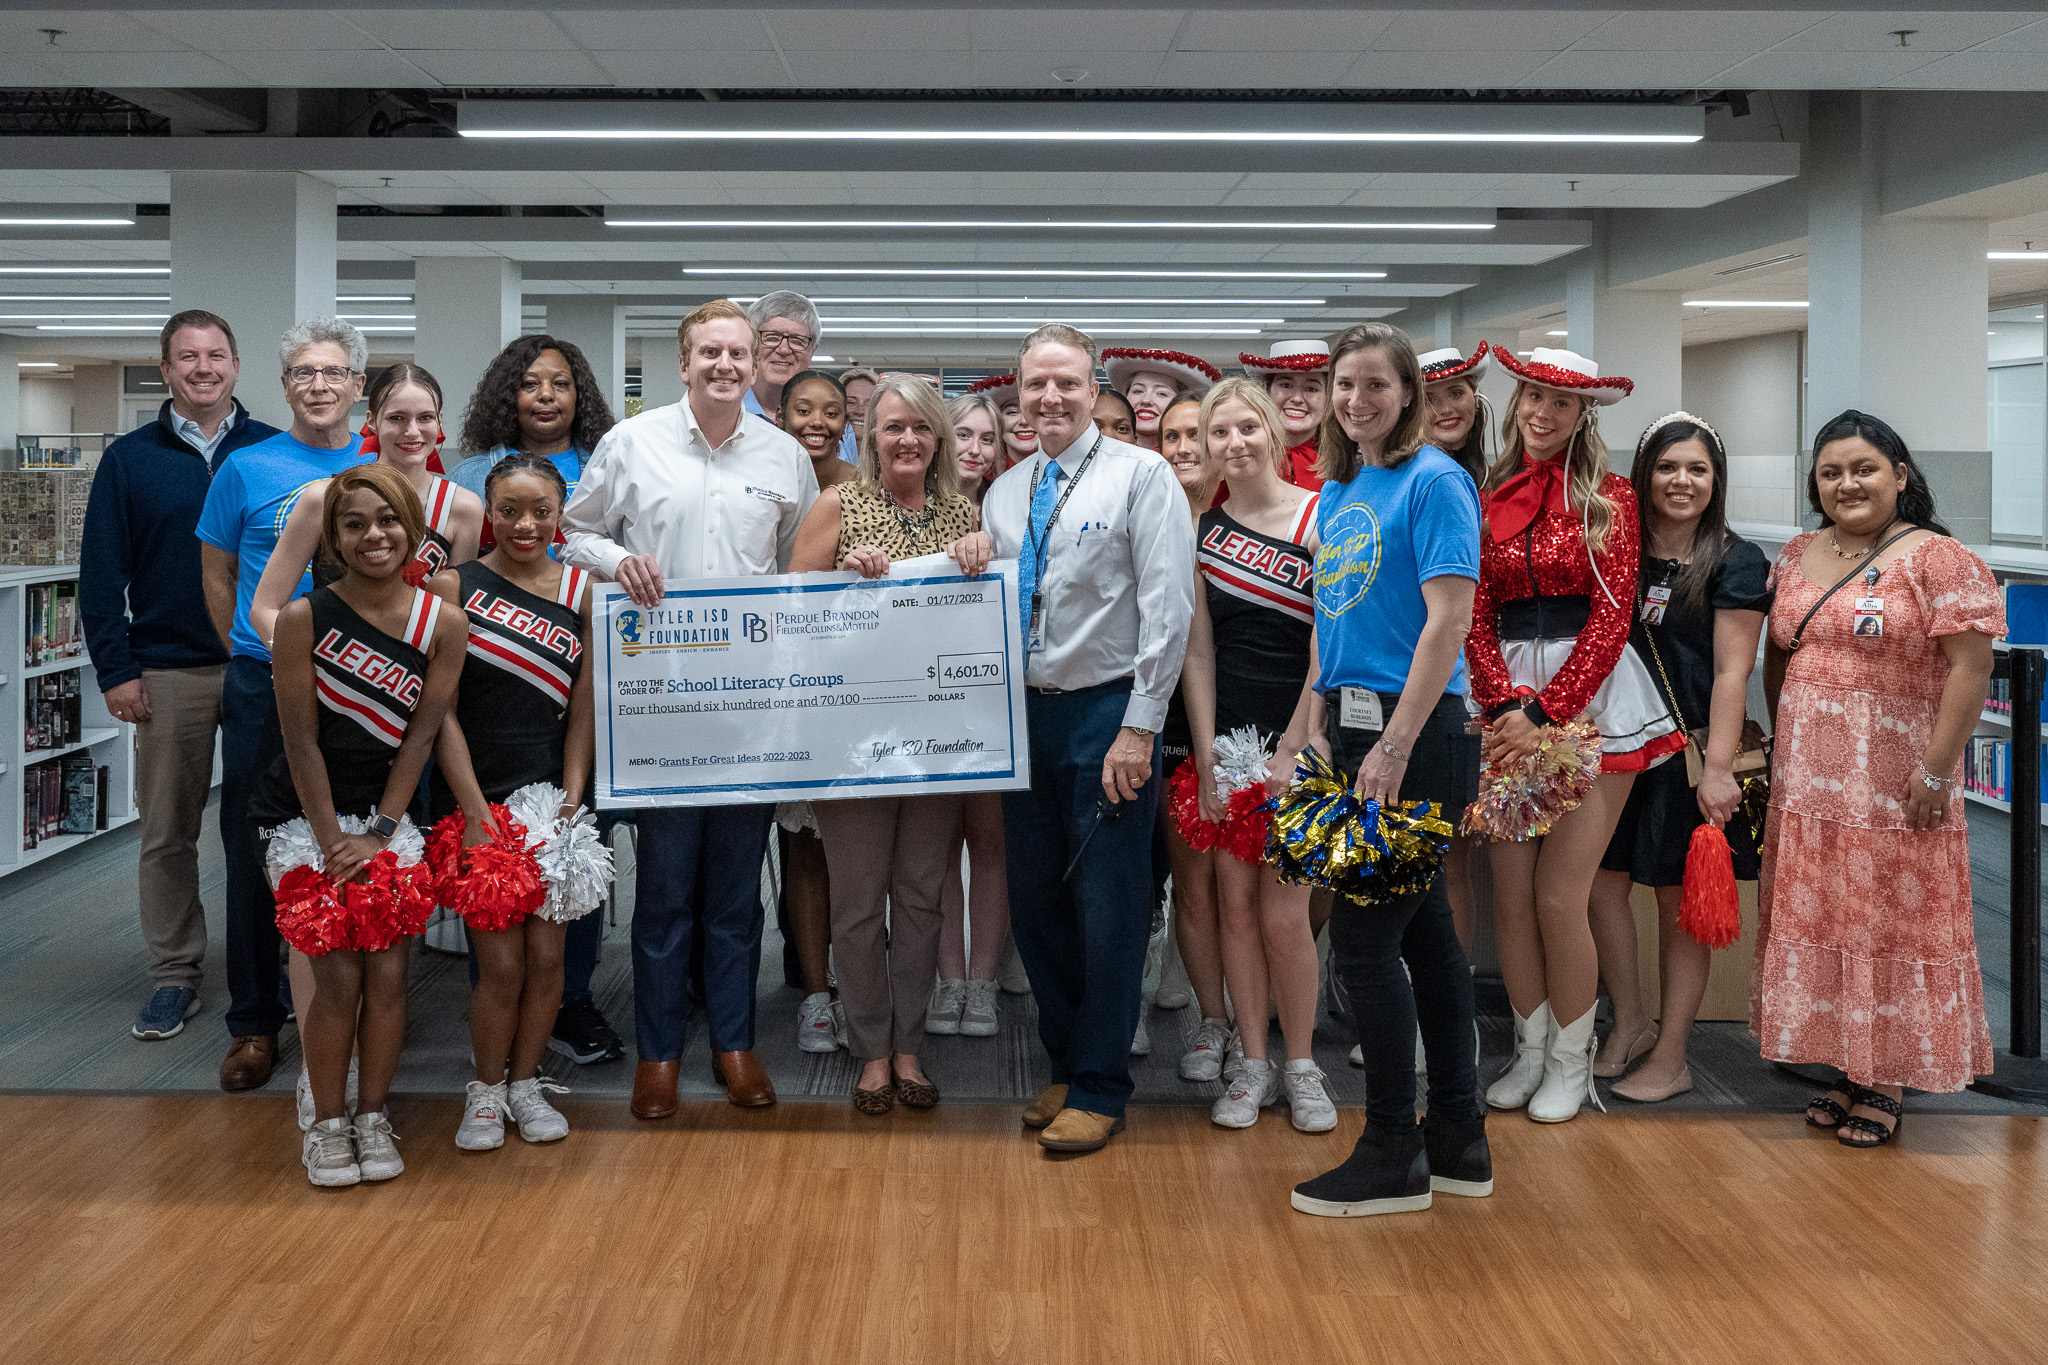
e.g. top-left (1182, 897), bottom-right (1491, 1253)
top-left (758, 330), bottom-right (815, 356)
top-left (286, 365), bottom-right (357, 387)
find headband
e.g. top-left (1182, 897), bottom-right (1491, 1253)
top-left (1635, 409), bottom-right (1723, 459)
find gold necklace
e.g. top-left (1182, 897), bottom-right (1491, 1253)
top-left (1828, 529), bottom-right (1874, 560)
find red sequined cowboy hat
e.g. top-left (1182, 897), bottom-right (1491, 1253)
top-left (1238, 340), bottom-right (1331, 374)
top-left (1490, 345), bottom-right (1633, 406)
top-left (1101, 347), bottom-right (1222, 394)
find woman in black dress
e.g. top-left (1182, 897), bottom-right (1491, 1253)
top-left (255, 462), bottom-right (467, 1187)
top-left (430, 453), bottom-right (598, 1150)
top-left (1588, 413), bottom-right (1772, 1102)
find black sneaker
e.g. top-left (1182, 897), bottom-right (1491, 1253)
top-left (1423, 1112), bottom-right (1494, 1197)
top-left (549, 999), bottom-right (626, 1064)
top-left (1290, 1122), bottom-right (1432, 1218)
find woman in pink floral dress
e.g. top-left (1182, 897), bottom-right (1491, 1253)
top-left (1758, 411), bottom-right (2002, 1148)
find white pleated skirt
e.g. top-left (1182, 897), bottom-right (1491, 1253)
top-left (1499, 637), bottom-right (1683, 773)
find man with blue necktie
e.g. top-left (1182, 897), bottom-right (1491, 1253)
top-left (981, 324), bottom-right (1196, 1153)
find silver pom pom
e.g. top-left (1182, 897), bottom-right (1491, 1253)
top-left (1210, 725), bottom-right (1273, 800)
top-left (503, 782), bottom-right (614, 923)
top-left (262, 811), bottom-right (423, 884)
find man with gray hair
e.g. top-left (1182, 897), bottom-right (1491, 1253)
top-left (743, 290), bottom-right (855, 462)
top-left (195, 316), bottom-right (373, 1094)
top-left (979, 323), bottom-right (1196, 1154)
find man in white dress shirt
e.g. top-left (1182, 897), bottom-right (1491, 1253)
top-left (563, 298), bottom-right (819, 1121)
top-left (980, 324), bottom-right (1196, 1154)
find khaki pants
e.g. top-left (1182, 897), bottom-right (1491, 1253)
top-left (813, 794), bottom-right (964, 1062)
top-left (133, 664), bottom-right (225, 988)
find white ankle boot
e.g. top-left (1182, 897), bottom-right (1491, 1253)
top-left (1485, 1001), bottom-right (1554, 1111)
top-left (1529, 1006), bottom-right (1604, 1123)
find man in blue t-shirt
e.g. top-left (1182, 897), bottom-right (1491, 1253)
top-left (195, 318), bottom-right (372, 1093)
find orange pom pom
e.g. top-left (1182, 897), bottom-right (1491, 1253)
top-left (1678, 824), bottom-right (1741, 949)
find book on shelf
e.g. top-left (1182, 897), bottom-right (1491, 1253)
top-left (59, 753), bottom-right (97, 835)
top-left (0, 472), bottom-right (90, 567)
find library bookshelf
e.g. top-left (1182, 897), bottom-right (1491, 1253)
top-left (0, 565), bottom-right (136, 877)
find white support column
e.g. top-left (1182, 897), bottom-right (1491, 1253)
top-left (0, 348), bottom-right (19, 456)
top-left (1567, 216), bottom-right (1683, 469)
top-left (1806, 91), bottom-right (1991, 540)
top-left (639, 329), bottom-right (685, 411)
top-left (169, 171), bottom-right (337, 430)
top-left (544, 296), bottom-right (627, 422)
top-left (412, 256), bottom-right (521, 437)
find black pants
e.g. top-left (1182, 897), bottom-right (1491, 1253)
top-left (221, 656), bottom-right (288, 1038)
top-left (1322, 696), bottom-right (1480, 1131)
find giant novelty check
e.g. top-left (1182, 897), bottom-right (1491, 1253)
top-left (594, 558), bottom-right (1029, 808)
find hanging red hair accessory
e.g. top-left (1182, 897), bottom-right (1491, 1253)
top-left (267, 813), bottom-right (436, 955)
top-left (426, 803), bottom-right (547, 933)
top-left (1170, 726), bottom-right (1276, 864)
top-left (1678, 824), bottom-right (1742, 948)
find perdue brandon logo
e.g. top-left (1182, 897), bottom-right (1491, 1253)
top-left (742, 612), bottom-right (769, 642)
top-left (613, 603), bottom-right (735, 654)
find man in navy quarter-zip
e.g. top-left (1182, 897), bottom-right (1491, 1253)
top-left (82, 310), bottom-right (279, 1047)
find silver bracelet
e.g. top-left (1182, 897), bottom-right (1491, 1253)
top-left (1377, 738), bottom-right (1410, 762)
top-left (1915, 761), bottom-right (1954, 792)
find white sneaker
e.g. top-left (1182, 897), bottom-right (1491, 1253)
top-left (296, 1058), bottom-right (360, 1132)
top-left (1211, 1057), bottom-right (1280, 1128)
top-left (925, 978), bottom-right (967, 1035)
top-left (1180, 1018), bottom-right (1234, 1082)
top-left (1282, 1059), bottom-right (1339, 1133)
top-left (1131, 1007), bottom-right (1152, 1057)
top-left (959, 979), bottom-right (1000, 1037)
top-left (507, 1076), bottom-right (571, 1143)
top-left (301, 1116), bottom-right (359, 1188)
top-left (997, 936), bottom-right (1032, 995)
top-left (1155, 928), bottom-right (1192, 1011)
top-left (833, 997), bottom-right (848, 1049)
top-left (798, 991), bottom-right (841, 1053)
top-left (455, 1080), bottom-right (507, 1152)
top-left (1225, 1029), bottom-right (1248, 1080)
top-left (352, 1110), bottom-right (404, 1181)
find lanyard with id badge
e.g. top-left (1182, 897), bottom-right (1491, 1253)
top-left (1022, 436), bottom-right (1103, 654)
top-left (1785, 524), bottom-right (1918, 654)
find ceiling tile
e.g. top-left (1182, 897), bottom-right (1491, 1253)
top-left (1712, 50), bottom-right (1945, 87)
top-left (1765, 11), bottom-right (2043, 52)
top-left (0, 11), bottom-right (188, 51)
top-left (1340, 50), bottom-right (1552, 85)
top-left (1974, 17), bottom-right (2048, 50)
top-left (406, 49), bottom-right (613, 85)
top-left (576, 171), bottom-right (738, 202)
top-left (767, 7), bottom-right (975, 51)
top-left (1155, 51), bottom-right (1356, 85)
top-left (1220, 188), bottom-right (1358, 207)
top-left (1571, 12), bottom-right (1825, 51)
top-left (971, 10), bottom-right (1184, 51)
top-left (1175, 10), bottom-right (1397, 50)
top-left (343, 10), bottom-right (568, 50)
top-left (551, 8), bottom-right (770, 50)
top-left (30, 52), bottom-right (252, 84)
top-left (1887, 51), bottom-right (2048, 89)
top-left (214, 49), bottom-right (437, 87)
top-left (781, 49), bottom-right (975, 83)
top-left (1372, 9), bottom-right (1619, 53)
top-left (969, 50), bottom-right (1166, 85)
top-left (130, 9), bottom-right (382, 51)
top-left (588, 51), bottom-right (790, 85)
top-left (1520, 50), bottom-right (1749, 88)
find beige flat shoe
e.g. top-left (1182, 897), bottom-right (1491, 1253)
top-left (1591, 1021), bottom-right (1659, 1079)
top-left (1612, 1064), bottom-right (1693, 1104)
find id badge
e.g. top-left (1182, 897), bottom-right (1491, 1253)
top-left (1853, 597), bottom-right (1884, 638)
top-left (1027, 611), bottom-right (1044, 654)
top-left (1642, 584), bottom-right (1672, 626)
top-left (1339, 686), bottom-right (1384, 731)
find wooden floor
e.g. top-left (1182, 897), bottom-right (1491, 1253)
top-left (4, 1099), bottom-right (2046, 1365)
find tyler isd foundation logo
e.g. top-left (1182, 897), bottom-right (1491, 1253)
top-left (612, 604), bottom-right (734, 655)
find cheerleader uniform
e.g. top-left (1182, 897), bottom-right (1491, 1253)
top-left (429, 560), bottom-right (588, 815)
top-left (1465, 460), bottom-right (1682, 771)
top-left (1198, 494), bottom-right (1318, 741)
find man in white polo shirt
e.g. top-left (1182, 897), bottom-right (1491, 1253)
top-left (563, 298), bottom-right (819, 1121)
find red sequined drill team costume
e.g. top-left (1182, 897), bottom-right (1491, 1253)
top-left (1465, 348), bottom-right (1683, 773)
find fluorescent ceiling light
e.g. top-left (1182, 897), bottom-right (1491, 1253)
top-left (1991, 251), bottom-right (2048, 259)
top-left (35, 324), bottom-right (162, 331)
top-left (0, 294), bottom-right (168, 302)
top-left (475, 129), bottom-right (1691, 146)
top-left (0, 216), bottom-right (134, 227)
top-left (616, 216), bottom-right (1489, 232)
top-left (0, 313), bottom-right (168, 321)
top-left (357, 326), bottom-right (416, 333)
top-left (0, 266), bottom-right (168, 275)
top-left (823, 326), bottom-right (1260, 337)
top-left (813, 355), bottom-right (835, 363)
top-left (816, 315), bottom-right (1286, 325)
top-left (17, 361), bottom-right (60, 368)
top-left (732, 295), bottom-right (1325, 306)
top-left (337, 294), bottom-right (413, 303)
top-left (338, 313), bottom-right (416, 320)
top-left (1681, 300), bottom-right (1809, 308)
top-left (686, 267), bottom-right (1387, 280)
top-left (1545, 330), bottom-right (1568, 337)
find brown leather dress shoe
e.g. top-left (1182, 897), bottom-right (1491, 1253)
top-left (1038, 1107), bottom-right (1125, 1152)
top-left (712, 1050), bottom-right (777, 1107)
top-left (1022, 1082), bottom-right (1069, 1129)
top-left (219, 1034), bottom-right (278, 1091)
top-left (631, 1059), bottom-right (680, 1119)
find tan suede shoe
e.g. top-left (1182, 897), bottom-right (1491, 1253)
top-left (1037, 1107), bottom-right (1125, 1152)
top-left (1021, 1083), bottom-right (1069, 1129)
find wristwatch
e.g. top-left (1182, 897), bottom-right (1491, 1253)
top-left (368, 812), bottom-right (400, 842)
top-left (1125, 725), bottom-right (1155, 739)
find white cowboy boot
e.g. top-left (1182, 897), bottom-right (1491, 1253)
top-left (1529, 1005), bottom-right (1605, 1123)
top-left (1484, 1001), bottom-right (1554, 1111)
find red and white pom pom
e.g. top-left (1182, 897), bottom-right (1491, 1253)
top-left (1168, 728), bottom-right (1277, 866)
top-left (506, 782), bottom-right (615, 923)
top-left (426, 803), bottom-right (546, 932)
top-left (266, 813), bottom-right (434, 955)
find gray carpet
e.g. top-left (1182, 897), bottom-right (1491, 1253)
top-left (0, 795), bottom-right (2039, 1116)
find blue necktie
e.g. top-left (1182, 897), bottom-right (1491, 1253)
top-left (1018, 458), bottom-right (1063, 643)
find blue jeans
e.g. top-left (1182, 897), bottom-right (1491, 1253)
top-left (1003, 680), bottom-right (1160, 1119)
top-left (221, 655), bottom-right (288, 1038)
top-left (630, 804), bottom-right (772, 1061)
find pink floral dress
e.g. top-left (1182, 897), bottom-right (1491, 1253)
top-left (1753, 533), bottom-right (2004, 1091)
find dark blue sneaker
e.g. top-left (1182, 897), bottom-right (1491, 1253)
top-left (132, 985), bottom-right (200, 1040)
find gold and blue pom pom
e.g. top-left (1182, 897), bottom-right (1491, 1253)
top-left (1263, 746), bottom-right (1453, 906)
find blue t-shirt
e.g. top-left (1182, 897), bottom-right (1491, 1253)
top-left (1313, 446), bottom-right (1482, 697)
top-left (195, 430), bottom-right (370, 662)
top-left (447, 445), bottom-right (585, 502)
